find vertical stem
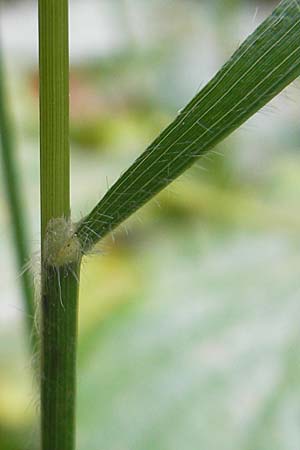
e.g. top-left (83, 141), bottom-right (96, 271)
top-left (39, 0), bottom-right (70, 241)
top-left (41, 263), bottom-right (80, 450)
top-left (0, 34), bottom-right (36, 349)
top-left (38, 2), bottom-right (79, 450)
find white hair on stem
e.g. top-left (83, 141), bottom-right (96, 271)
top-left (43, 217), bottom-right (82, 267)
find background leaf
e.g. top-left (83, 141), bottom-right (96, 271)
top-left (77, 227), bottom-right (300, 450)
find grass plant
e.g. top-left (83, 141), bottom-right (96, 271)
top-left (1, 1), bottom-right (300, 449)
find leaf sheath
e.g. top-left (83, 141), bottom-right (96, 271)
top-left (41, 263), bottom-right (80, 450)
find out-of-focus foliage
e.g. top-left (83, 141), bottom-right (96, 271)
top-left (77, 225), bottom-right (300, 450)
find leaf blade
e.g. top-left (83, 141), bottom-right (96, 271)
top-left (77, 0), bottom-right (300, 251)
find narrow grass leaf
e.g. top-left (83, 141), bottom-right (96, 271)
top-left (76, 0), bottom-right (300, 251)
top-left (0, 37), bottom-right (36, 349)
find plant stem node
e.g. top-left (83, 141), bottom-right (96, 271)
top-left (44, 218), bottom-right (81, 267)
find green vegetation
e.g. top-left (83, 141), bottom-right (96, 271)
top-left (76, 0), bottom-right (300, 251)
top-left (38, 1), bottom-right (80, 449)
top-left (0, 1), bottom-right (300, 449)
top-left (0, 38), bottom-right (36, 349)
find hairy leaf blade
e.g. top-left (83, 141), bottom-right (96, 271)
top-left (77, 0), bottom-right (300, 250)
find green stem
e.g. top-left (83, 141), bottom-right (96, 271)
top-left (41, 262), bottom-right (80, 450)
top-left (39, 0), bottom-right (70, 239)
top-left (0, 35), bottom-right (36, 349)
top-left (38, 2), bottom-right (79, 450)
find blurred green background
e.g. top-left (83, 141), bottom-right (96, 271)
top-left (1, 0), bottom-right (300, 449)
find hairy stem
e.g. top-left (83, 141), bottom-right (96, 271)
top-left (0, 35), bottom-right (36, 349)
top-left (41, 262), bottom-right (80, 450)
top-left (38, 1), bottom-right (79, 450)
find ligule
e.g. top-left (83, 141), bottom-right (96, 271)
top-left (43, 218), bottom-right (82, 268)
